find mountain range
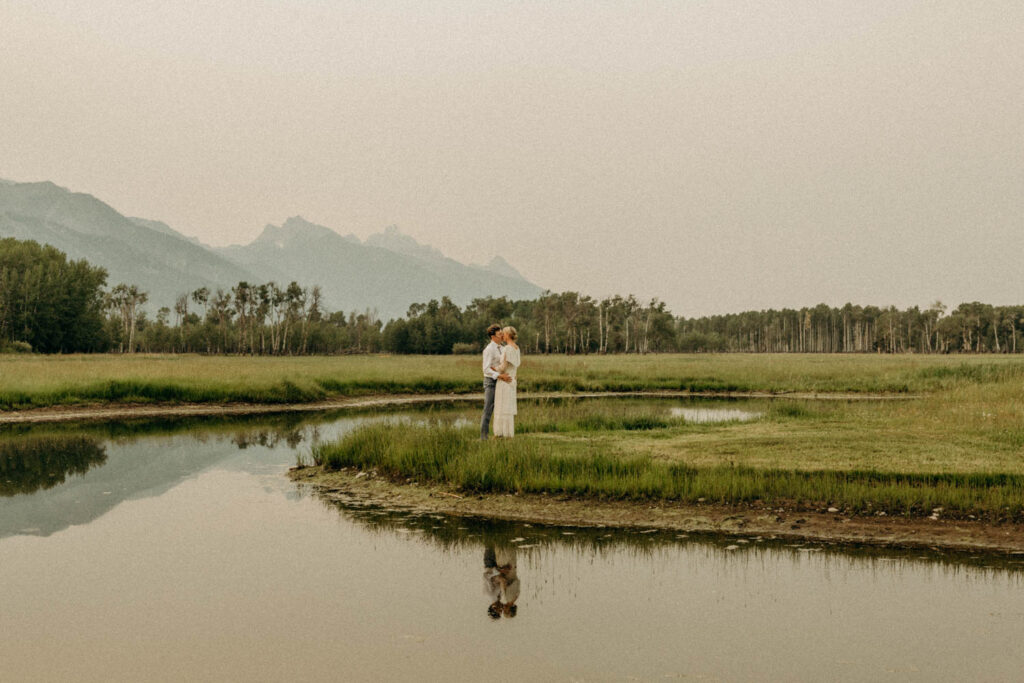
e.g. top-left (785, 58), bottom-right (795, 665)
top-left (0, 180), bottom-right (542, 319)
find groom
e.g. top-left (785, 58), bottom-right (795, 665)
top-left (481, 323), bottom-right (511, 440)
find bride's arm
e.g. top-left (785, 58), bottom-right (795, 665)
top-left (494, 348), bottom-right (511, 381)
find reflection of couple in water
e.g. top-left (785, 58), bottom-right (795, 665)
top-left (483, 543), bottom-right (519, 619)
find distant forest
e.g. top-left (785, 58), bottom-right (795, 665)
top-left (2, 237), bottom-right (1023, 355)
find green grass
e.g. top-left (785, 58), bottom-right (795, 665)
top-left (311, 384), bottom-right (1024, 519)
top-left (6, 353), bottom-right (1024, 518)
top-left (514, 400), bottom-right (683, 433)
top-left (3, 353), bottom-right (1024, 410)
top-left (312, 421), bottom-right (1024, 518)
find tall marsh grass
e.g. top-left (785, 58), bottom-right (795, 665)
top-left (312, 422), bottom-right (1024, 517)
top-left (515, 400), bottom-right (681, 433)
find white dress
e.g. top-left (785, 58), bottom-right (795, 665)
top-left (493, 346), bottom-right (520, 437)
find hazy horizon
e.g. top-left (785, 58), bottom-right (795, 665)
top-left (3, 1), bottom-right (1022, 317)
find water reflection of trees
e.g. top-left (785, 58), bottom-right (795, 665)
top-left (231, 426), bottom-right (312, 450)
top-left (0, 436), bottom-right (107, 497)
top-left (0, 401), bottom-right (475, 447)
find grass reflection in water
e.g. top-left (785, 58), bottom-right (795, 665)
top-left (314, 488), bottom-right (1024, 580)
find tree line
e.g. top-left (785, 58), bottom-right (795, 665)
top-left (0, 238), bottom-right (107, 352)
top-left (382, 293), bottom-right (677, 355)
top-left (382, 296), bottom-right (1024, 355)
top-left (2, 237), bottom-right (1023, 354)
top-left (676, 302), bottom-right (1024, 354)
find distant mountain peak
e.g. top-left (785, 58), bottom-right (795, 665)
top-left (0, 179), bottom-right (258, 310)
top-left (15, 179), bottom-right (70, 194)
top-left (0, 178), bottom-right (543, 319)
top-left (256, 216), bottom-right (359, 248)
top-left (280, 215), bottom-right (335, 238)
top-left (470, 254), bottom-right (526, 280)
top-left (486, 255), bottom-right (525, 280)
top-left (365, 224), bottom-right (446, 262)
top-left (281, 215), bottom-right (321, 231)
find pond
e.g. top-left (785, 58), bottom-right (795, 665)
top-left (669, 405), bottom-right (761, 422)
top-left (1, 399), bottom-right (1023, 681)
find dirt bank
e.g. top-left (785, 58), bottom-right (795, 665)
top-left (0, 389), bottom-right (913, 425)
top-left (291, 466), bottom-right (1024, 554)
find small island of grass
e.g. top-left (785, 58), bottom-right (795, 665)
top-left (295, 380), bottom-right (1024, 551)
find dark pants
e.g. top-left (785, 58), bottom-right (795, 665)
top-left (481, 377), bottom-right (496, 439)
top-left (484, 544), bottom-right (497, 569)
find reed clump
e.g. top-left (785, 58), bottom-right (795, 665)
top-left (311, 419), bottom-right (1024, 518)
top-left (515, 400), bottom-right (684, 433)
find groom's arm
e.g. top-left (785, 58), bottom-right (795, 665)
top-left (483, 346), bottom-right (500, 380)
top-left (494, 348), bottom-right (512, 382)
top-left (496, 360), bottom-right (511, 383)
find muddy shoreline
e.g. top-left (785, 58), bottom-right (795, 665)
top-left (0, 389), bottom-right (913, 425)
top-left (291, 466), bottom-right (1024, 554)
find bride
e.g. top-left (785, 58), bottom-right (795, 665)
top-left (492, 326), bottom-right (520, 438)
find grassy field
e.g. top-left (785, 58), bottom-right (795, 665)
top-left (3, 352), bottom-right (1023, 518)
top-left (310, 378), bottom-right (1024, 518)
top-left (2, 352), bottom-right (1024, 409)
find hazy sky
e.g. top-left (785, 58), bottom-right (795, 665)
top-left (2, 1), bottom-right (1022, 316)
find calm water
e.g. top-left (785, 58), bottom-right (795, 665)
top-left (670, 405), bottom-right (761, 423)
top-left (2, 401), bottom-right (1023, 682)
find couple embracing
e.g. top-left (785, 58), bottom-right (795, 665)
top-left (480, 323), bottom-right (521, 439)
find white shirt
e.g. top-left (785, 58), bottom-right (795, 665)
top-left (482, 340), bottom-right (501, 380)
top-left (483, 567), bottom-right (502, 601)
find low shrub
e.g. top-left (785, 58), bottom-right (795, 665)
top-left (2, 341), bottom-right (33, 354)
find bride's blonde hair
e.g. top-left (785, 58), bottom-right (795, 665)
top-left (502, 326), bottom-right (518, 343)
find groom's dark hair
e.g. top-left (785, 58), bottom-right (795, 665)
top-left (486, 324), bottom-right (501, 338)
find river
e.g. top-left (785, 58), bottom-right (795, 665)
top-left (1, 401), bottom-right (1022, 681)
